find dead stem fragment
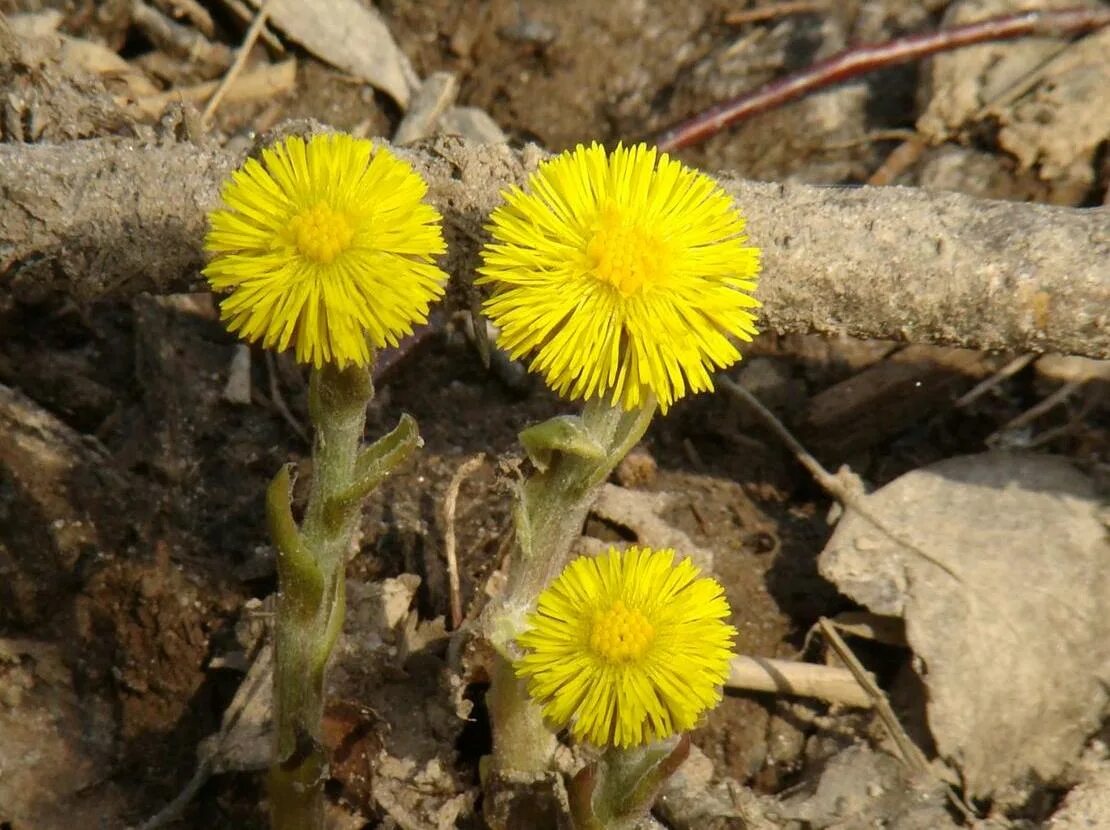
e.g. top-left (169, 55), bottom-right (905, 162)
top-left (726, 654), bottom-right (871, 707)
top-left (443, 454), bottom-right (485, 630)
top-left (2, 138), bottom-right (1107, 358)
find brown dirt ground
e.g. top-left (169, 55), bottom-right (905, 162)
top-left (1, 0), bottom-right (1108, 828)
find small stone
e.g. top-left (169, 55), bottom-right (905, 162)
top-left (222, 345), bottom-right (252, 405)
top-left (439, 106), bottom-right (507, 145)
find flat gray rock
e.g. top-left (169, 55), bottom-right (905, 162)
top-left (819, 452), bottom-right (1110, 798)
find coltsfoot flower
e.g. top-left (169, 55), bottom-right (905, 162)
top-left (515, 545), bottom-right (737, 748)
top-left (204, 133), bottom-right (446, 368)
top-left (479, 143), bottom-right (760, 412)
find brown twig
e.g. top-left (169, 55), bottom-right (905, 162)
top-left (443, 454), bottom-right (485, 630)
top-left (201, 0), bottom-right (275, 126)
top-left (135, 640), bottom-right (273, 829)
top-left (821, 128), bottom-right (918, 151)
top-left (655, 7), bottom-right (1110, 151)
top-left (869, 20), bottom-right (1089, 187)
top-left (264, 351), bottom-right (309, 444)
top-left (866, 136), bottom-right (926, 186)
top-left (215, 0), bottom-right (285, 54)
top-left (988, 379), bottom-right (1083, 442)
top-left (719, 377), bottom-right (966, 587)
top-left (5, 139), bottom-right (1107, 358)
top-left (954, 353), bottom-right (1036, 408)
top-left (818, 619), bottom-right (977, 821)
top-left (720, 375), bottom-right (1054, 671)
top-left (150, 0), bottom-right (215, 37)
top-left (127, 59), bottom-right (295, 119)
top-left (817, 619), bottom-right (931, 774)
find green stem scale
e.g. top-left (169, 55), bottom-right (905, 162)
top-left (485, 397), bottom-right (656, 776)
top-left (569, 737), bottom-right (690, 829)
top-left (267, 363), bottom-right (419, 830)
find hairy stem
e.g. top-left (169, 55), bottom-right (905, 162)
top-left (569, 737), bottom-right (690, 829)
top-left (269, 363), bottom-right (368, 829)
top-left (268, 363), bottom-right (419, 829)
top-left (486, 397), bottom-right (656, 775)
top-left (510, 398), bottom-right (656, 605)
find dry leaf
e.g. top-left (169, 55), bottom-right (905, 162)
top-left (991, 26), bottom-right (1110, 184)
top-left (818, 452), bottom-right (1110, 797)
top-left (916, 0), bottom-right (1093, 140)
top-left (247, 0), bottom-right (417, 107)
top-left (916, 0), bottom-right (1109, 195)
top-left (200, 642), bottom-right (273, 773)
top-left (394, 71), bottom-right (459, 144)
top-left (372, 755), bottom-right (473, 830)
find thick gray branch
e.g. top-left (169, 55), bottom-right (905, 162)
top-left (1, 136), bottom-right (1106, 357)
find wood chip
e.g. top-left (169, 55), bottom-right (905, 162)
top-left (800, 345), bottom-right (999, 457)
top-left (394, 71), bottom-right (459, 145)
top-left (125, 58), bottom-right (296, 119)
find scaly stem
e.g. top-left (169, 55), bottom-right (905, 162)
top-left (487, 655), bottom-right (558, 774)
top-left (486, 397), bottom-right (656, 775)
top-left (569, 736), bottom-right (690, 829)
top-left (268, 363), bottom-right (420, 830)
top-left (510, 397), bottom-right (656, 605)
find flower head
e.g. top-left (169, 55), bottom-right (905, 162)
top-left (204, 133), bottom-right (446, 368)
top-left (478, 143), bottom-right (760, 412)
top-left (515, 545), bottom-right (736, 748)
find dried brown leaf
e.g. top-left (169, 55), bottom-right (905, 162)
top-left (246, 0), bottom-right (416, 106)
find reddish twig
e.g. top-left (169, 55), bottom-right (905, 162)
top-left (654, 7), bottom-right (1110, 151)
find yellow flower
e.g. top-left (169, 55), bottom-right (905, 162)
top-left (478, 143), bottom-right (760, 412)
top-left (204, 133), bottom-right (447, 368)
top-left (515, 545), bottom-right (736, 748)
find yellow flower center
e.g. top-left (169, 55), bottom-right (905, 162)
top-left (287, 201), bottom-right (354, 264)
top-left (589, 600), bottom-right (655, 663)
top-left (586, 208), bottom-right (670, 296)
